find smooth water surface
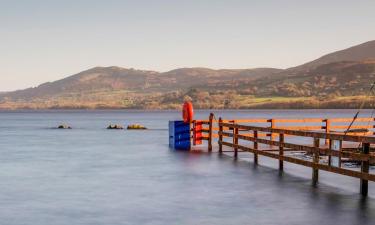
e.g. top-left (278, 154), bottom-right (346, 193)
top-left (1, 110), bottom-right (375, 225)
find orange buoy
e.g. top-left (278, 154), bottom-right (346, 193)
top-left (182, 101), bottom-right (194, 123)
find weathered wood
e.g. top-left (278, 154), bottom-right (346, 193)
top-left (234, 127), bottom-right (239, 159)
top-left (331, 125), bottom-right (372, 129)
top-left (221, 119), bottom-right (269, 123)
top-left (270, 119), bottom-right (276, 143)
top-left (218, 117), bottom-right (223, 153)
top-left (208, 113), bottom-right (214, 152)
top-left (325, 119), bottom-right (331, 145)
top-left (219, 131), bottom-right (375, 163)
top-left (220, 141), bottom-right (375, 182)
top-left (279, 133), bottom-right (284, 171)
top-left (361, 143), bottom-right (370, 196)
top-left (330, 118), bottom-right (374, 122)
top-left (254, 130), bottom-right (258, 164)
top-left (273, 118), bottom-right (323, 123)
top-left (276, 125), bottom-right (323, 130)
top-left (220, 122), bottom-right (375, 143)
top-left (196, 113), bottom-right (375, 196)
top-left (312, 138), bottom-right (320, 186)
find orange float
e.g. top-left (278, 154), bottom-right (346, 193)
top-left (182, 101), bottom-right (194, 123)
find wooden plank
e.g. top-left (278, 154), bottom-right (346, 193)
top-left (218, 117), bottom-right (374, 124)
top-left (222, 119), bottom-right (269, 123)
top-left (330, 118), bottom-right (374, 123)
top-left (276, 126), bottom-right (323, 130)
top-left (331, 125), bottom-right (373, 129)
top-left (273, 118), bottom-right (323, 123)
top-left (220, 122), bottom-right (375, 143)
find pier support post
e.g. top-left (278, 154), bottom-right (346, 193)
top-left (361, 143), bottom-right (370, 197)
top-left (312, 138), bottom-right (320, 186)
top-left (234, 127), bottom-right (239, 159)
top-left (218, 117), bottom-right (223, 154)
top-left (208, 113), bottom-right (214, 152)
top-left (324, 119), bottom-right (331, 145)
top-left (269, 119), bottom-right (276, 144)
top-left (254, 130), bottom-right (258, 164)
top-left (279, 133), bottom-right (284, 171)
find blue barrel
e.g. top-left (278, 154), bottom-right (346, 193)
top-left (169, 121), bottom-right (191, 150)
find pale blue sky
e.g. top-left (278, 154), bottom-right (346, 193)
top-left (1, 0), bottom-right (375, 91)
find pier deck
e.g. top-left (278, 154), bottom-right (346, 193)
top-left (193, 113), bottom-right (375, 196)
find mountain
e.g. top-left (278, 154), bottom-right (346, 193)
top-left (289, 40), bottom-right (375, 72)
top-left (1, 67), bottom-right (281, 99)
top-left (1, 40), bottom-right (375, 109)
top-left (3, 67), bottom-right (158, 99)
top-left (0, 66), bottom-right (281, 109)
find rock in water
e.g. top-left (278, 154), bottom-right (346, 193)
top-left (107, 124), bottom-right (124, 129)
top-left (58, 124), bottom-right (72, 129)
top-left (127, 124), bottom-right (147, 130)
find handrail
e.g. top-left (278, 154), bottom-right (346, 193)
top-left (193, 114), bottom-right (375, 150)
top-left (217, 119), bottom-right (374, 196)
top-left (220, 122), bottom-right (375, 143)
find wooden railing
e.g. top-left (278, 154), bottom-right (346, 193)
top-left (193, 114), bottom-right (375, 151)
top-left (192, 113), bottom-right (375, 196)
top-left (217, 121), bottom-right (375, 196)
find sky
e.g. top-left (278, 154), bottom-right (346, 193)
top-left (1, 0), bottom-right (375, 92)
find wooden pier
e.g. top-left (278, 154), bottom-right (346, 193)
top-left (193, 113), bottom-right (375, 196)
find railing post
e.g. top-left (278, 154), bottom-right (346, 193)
top-left (312, 138), bottom-right (320, 186)
top-left (254, 130), bottom-right (258, 164)
top-left (270, 119), bottom-right (276, 145)
top-left (328, 139), bottom-right (332, 166)
top-left (208, 113), bottom-right (214, 152)
top-left (324, 119), bottom-right (331, 145)
top-left (361, 143), bottom-right (370, 197)
top-left (234, 127), bottom-right (239, 159)
top-left (279, 133), bottom-right (284, 171)
top-left (218, 117), bottom-right (223, 154)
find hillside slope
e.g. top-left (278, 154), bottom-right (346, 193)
top-left (1, 40), bottom-right (375, 109)
top-left (289, 40), bottom-right (375, 72)
top-left (0, 67), bottom-right (281, 100)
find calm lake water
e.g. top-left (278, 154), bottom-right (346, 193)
top-left (1, 109), bottom-right (375, 225)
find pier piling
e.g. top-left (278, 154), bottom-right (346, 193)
top-left (361, 143), bottom-right (370, 196)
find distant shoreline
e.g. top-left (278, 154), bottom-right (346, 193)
top-left (0, 108), bottom-right (369, 112)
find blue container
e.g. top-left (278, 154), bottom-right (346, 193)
top-left (169, 121), bottom-right (191, 150)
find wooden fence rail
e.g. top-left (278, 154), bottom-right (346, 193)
top-left (218, 121), bottom-right (375, 196)
top-left (192, 113), bottom-right (375, 197)
top-left (193, 115), bottom-right (375, 148)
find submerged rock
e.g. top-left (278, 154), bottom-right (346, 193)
top-left (127, 124), bottom-right (147, 130)
top-left (107, 124), bottom-right (124, 130)
top-left (58, 124), bottom-right (72, 129)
